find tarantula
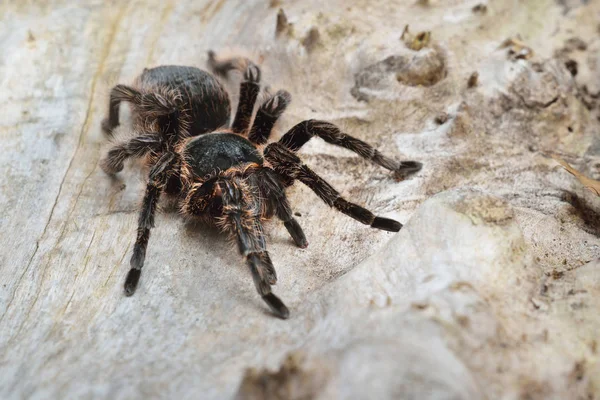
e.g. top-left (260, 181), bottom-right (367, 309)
top-left (100, 52), bottom-right (422, 319)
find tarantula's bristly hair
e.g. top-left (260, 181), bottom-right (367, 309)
top-left (231, 63), bottom-right (261, 135)
top-left (101, 134), bottom-right (162, 174)
top-left (125, 151), bottom-right (179, 296)
top-left (247, 168), bottom-right (308, 248)
top-left (279, 119), bottom-right (423, 177)
top-left (180, 178), bottom-right (217, 217)
top-left (207, 50), bottom-right (254, 78)
top-left (248, 90), bottom-right (292, 145)
top-left (109, 84), bottom-right (191, 139)
top-left (264, 142), bottom-right (402, 233)
top-left (213, 176), bottom-right (289, 319)
top-left (111, 84), bottom-right (183, 117)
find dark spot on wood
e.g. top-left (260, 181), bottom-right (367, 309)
top-left (561, 191), bottom-right (600, 237)
top-left (301, 27), bottom-right (320, 53)
top-left (435, 112), bottom-right (449, 125)
top-left (551, 270), bottom-right (564, 279)
top-left (565, 59), bottom-right (578, 76)
top-left (467, 71), bottom-right (479, 88)
top-left (564, 37), bottom-right (587, 51)
top-left (472, 3), bottom-right (487, 14)
top-left (275, 8), bottom-right (292, 39)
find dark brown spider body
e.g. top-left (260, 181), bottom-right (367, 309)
top-left (185, 132), bottom-right (263, 178)
top-left (100, 52), bottom-right (422, 319)
top-left (103, 65), bottom-right (231, 138)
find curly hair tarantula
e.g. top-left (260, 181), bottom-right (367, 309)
top-left (100, 51), bottom-right (422, 319)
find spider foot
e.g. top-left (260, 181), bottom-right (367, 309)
top-left (262, 293), bottom-right (290, 319)
top-left (101, 118), bottom-right (117, 136)
top-left (393, 161), bottom-right (423, 180)
top-left (207, 50), bottom-right (217, 64)
top-left (100, 156), bottom-right (124, 175)
top-left (263, 90), bottom-right (291, 117)
top-left (371, 217), bottom-right (402, 232)
top-left (124, 268), bottom-right (141, 296)
top-left (284, 219), bottom-right (308, 248)
top-left (244, 63), bottom-right (261, 84)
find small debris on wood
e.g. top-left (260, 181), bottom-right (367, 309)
top-left (301, 27), bottom-right (321, 52)
top-left (275, 8), bottom-right (292, 38)
top-left (269, 0), bottom-right (281, 8)
top-left (27, 30), bottom-right (35, 42)
top-left (472, 3), bottom-right (488, 14)
top-left (294, 211), bottom-right (302, 217)
top-left (411, 302), bottom-right (429, 310)
top-left (569, 361), bottom-right (586, 382)
top-left (467, 71), bottom-right (479, 88)
top-left (236, 352), bottom-right (328, 399)
top-left (553, 155), bottom-right (600, 196)
top-left (550, 269), bottom-right (564, 280)
top-left (435, 112), bottom-right (449, 124)
top-left (498, 36), bottom-right (534, 61)
top-left (565, 59), bottom-right (578, 76)
top-left (564, 37), bottom-right (587, 52)
top-left (401, 25), bottom-right (431, 51)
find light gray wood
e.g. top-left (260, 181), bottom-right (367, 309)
top-left (1, 1), bottom-right (599, 399)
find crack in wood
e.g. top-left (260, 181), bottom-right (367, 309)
top-left (5, 6), bottom-right (128, 343)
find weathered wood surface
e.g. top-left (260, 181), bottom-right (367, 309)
top-left (1, 0), bottom-right (599, 399)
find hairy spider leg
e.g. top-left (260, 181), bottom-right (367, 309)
top-left (124, 111), bottom-right (182, 295)
top-left (101, 134), bottom-right (162, 174)
top-left (264, 143), bottom-right (402, 232)
top-left (216, 177), bottom-right (289, 319)
top-left (278, 119), bottom-right (423, 176)
top-left (207, 52), bottom-right (263, 136)
top-left (125, 151), bottom-right (179, 295)
top-left (101, 84), bottom-right (180, 136)
top-left (247, 90), bottom-right (292, 145)
top-left (247, 168), bottom-right (307, 248)
top-left (231, 64), bottom-right (261, 135)
top-left (207, 51), bottom-right (251, 78)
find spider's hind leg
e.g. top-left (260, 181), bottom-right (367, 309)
top-left (101, 84), bottom-right (181, 136)
top-left (101, 84), bottom-right (136, 135)
top-left (231, 63), bottom-right (261, 135)
top-left (207, 51), bottom-right (252, 78)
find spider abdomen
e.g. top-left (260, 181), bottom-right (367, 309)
top-left (137, 66), bottom-right (231, 135)
top-left (184, 133), bottom-right (263, 178)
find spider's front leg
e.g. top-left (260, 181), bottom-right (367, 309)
top-left (124, 151), bottom-right (180, 295)
top-left (279, 119), bottom-right (422, 179)
top-left (219, 177), bottom-right (288, 318)
top-left (184, 175), bottom-right (289, 318)
top-left (248, 89), bottom-right (291, 145)
top-left (264, 143), bottom-right (402, 232)
top-left (248, 168), bottom-right (308, 248)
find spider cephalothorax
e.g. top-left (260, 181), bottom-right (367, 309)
top-left (100, 52), bottom-right (422, 319)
